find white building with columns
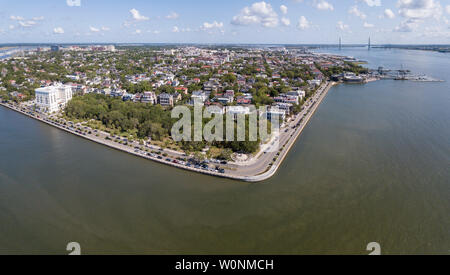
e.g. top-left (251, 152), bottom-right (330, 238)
top-left (35, 84), bottom-right (73, 113)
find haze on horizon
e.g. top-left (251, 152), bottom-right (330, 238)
top-left (1, 0), bottom-right (450, 45)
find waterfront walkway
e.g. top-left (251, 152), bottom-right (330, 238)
top-left (235, 81), bottom-right (334, 182)
top-left (0, 81), bottom-right (333, 182)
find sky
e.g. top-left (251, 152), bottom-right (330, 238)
top-left (1, 0), bottom-right (450, 44)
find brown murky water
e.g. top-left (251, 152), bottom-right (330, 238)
top-left (1, 48), bottom-right (449, 254)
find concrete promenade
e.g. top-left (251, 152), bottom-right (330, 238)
top-left (242, 81), bottom-right (334, 182)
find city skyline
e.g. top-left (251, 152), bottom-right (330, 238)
top-left (1, 1), bottom-right (450, 45)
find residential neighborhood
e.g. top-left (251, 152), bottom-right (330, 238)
top-left (0, 45), bottom-right (368, 163)
top-left (0, 45), bottom-right (365, 113)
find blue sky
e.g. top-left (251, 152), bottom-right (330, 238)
top-left (1, 0), bottom-right (450, 44)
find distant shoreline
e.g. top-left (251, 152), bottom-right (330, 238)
top-left (2, 43), bottom-right (450, 50)
top-left (372, 45), bottom-right (450, 53)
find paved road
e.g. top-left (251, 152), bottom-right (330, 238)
top-left (228, 81), bottom-right (333, 178)
top-left (0, 82), bottom-right (332, 182)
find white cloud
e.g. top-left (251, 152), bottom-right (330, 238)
top-left (9, 25), bottom-right (15, 30)
top-left (134, 29), bottom-right (142, 34)
top-left (349, 6), bottom-right (367, 19)
top-left (280, 5), bottom-right (288, 15)
top-left (201, 21), bottom-right (224, 30)
top-left (166, 12), bottom-right (179, 20)
top-left (360, 0), bottom-right (381, 7)
top-left (53, 27), bottom-right (64, 34)
top-left (444, 16), bottom-right (449, 24)
top-left (66, 0), bottom-right (81, 7)
top-left (231, 1), bottom-right (279, 28)
top-left (297, 16), bottom-right (310, 30)
top-left (89, 26), bottom-right (100, 32)
top-left (172, 26), bottom-right (180, 33)
top-left (394, 19), bottom-right (418, 32)
top-left (398, 0), bottom-right (442, 20)
top-left (122, 21), bottom-right (132, 28)
top-left (18, 21), bottom-right (37, 27)
top-left (146, 30), bottom-right (161, 34)
top-left (384, 9), bottom-right (396, 19)
top-left (89, 26), bottom-right (110, 32)
top-left (178, 28), bottom-right (192, 32)
top-left (336, 21), bottom-right (350, 31)
top-left (314, 0), bottom-right (334, 11)
top-left (281, 17), bottom-right (291, 26)
top-left (446, 5), bottom-right (450, 14)
top-left (130, 8), bottom-right (149, 21)
top-left (201, 21), bottom-right (224, 34)
top-left (364, 22), bottom-right (375, 28)
top-left (10, 15), bottom-right (44, 29)
top-left (10, 15), bottom-right (25, 21)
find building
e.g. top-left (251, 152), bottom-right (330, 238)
top-left (106, 45), bottom-right (116, 52)
top-left (266, 108), bottom-right (286, 121)
top-left (274, 95), bottom-right (299, 105)
top-left (287, 90), bottom-right (306, 99)
top-left (159, 93), bottom-right (174, 107)
top-left (51, 45), bottom-right (60, 52)
top-left (9, 91), bottom-right (25, 100)
top-left (110, 89), bottom-right (125, 98)
top-left (67, 83), bottom-right (87, 95)
top-left (224, 90), bottom-right (235, 98)
top-left (331, 74), bottom-right (344, 82)
top-left (205, 105), bottom-right (225, 115)
top-left (191, 91), bottom-right (208, 105)
top-left (236, 96), bottom-right (252, 105)
top-left (122, 94), bottom-right (134, 102)
top-left (65, 74), bottom-right (79, 81)
top-left (216, 96), bottom-right (234, 105)
top-left (307, 79), bottom-right (321, 87)
top-left (343, 73), bottom-right (364, 83)
top-left (226, 106), bottom-right (253, 120)
top-left (173, 93), bottom-right (182, 102)
top-left (274, 103), bottom-right (293, 115)
top-left (35, 84), bottom-right (73, 113)
top-left (174, 86), bottom-right (189, 95)
top-left (141, 91), bottom-right (157, 104)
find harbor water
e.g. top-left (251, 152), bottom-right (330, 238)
top-left (0, 48), bottom-right (449, 254)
